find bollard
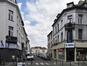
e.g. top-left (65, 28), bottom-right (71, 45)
top-left (70, 61), bottom-right (71, 66)
top-left (61, 60), bottom-right (63, 66)
top-left (60, 60), bottom-right (61, 66)
top-left (78, 60), bottom-right (79, 66)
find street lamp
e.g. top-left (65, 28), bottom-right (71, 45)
top-left (12, 55), bottom-right (15, 65)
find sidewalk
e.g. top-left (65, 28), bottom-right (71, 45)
top-left (52, 60), bottom-right (87, 66)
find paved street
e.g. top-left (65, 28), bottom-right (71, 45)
top-left (26, 56), bottom-right (87, 66)
top-left (27, 56), bottom-right (57, 66)
top-left (2, 56), bottom-right (87, 66)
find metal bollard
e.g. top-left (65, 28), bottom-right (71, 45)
top-left (78, 60), bottom-right (79, 66)
top-left (70, 61), bottom-right (71, 66)
top-left (61, 60), bottom-right (63, 66)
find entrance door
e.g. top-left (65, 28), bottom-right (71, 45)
top-left (66, 48), bottom-right (74, 61)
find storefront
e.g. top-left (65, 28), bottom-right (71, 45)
top-left (58, 48), bottom-right (64, 60)
top-left (76, 48), bottom-right (87, 61)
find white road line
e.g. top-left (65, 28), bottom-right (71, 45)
top-left (45, 63), bottom-right (50, 65)
top-left (54, 62), bottom-right (56, 65)
top-left (40, 62), bottom-right (44, 65)
top-left (28, 63), bottom-right (31, 65)
top-left (35, 63), bottom-right (39, 65)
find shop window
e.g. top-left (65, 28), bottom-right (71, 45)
top-left (54, 49), bottom-right (56, 58)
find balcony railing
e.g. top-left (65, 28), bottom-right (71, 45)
top-left (65, 22), bottom-right (75, 30)
top-left (6, 35), bottom-right (17, 44)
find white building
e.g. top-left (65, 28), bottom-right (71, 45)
top-left (31, 47), bottom-right (47, 56)
top-left (0, 0), bottom-right (30, 62)
top-left (47, 31), bottom-right (53, 58)
top-left (48, 0), bottom-right (87, 62)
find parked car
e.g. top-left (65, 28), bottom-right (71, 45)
top-left (17, 62), bottom-right (26, 66)
top-left (26, 54), bottom-right (34, 61)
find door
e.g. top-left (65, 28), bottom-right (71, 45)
top-left (66, 48), bottom-right (74, 61)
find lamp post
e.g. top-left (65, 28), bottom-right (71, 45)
top-left (12, 55), bottom-right (15, 65)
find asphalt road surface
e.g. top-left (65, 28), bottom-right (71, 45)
top-left (26, 56), bottom-right (87, 66)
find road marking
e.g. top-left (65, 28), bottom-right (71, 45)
top-left (45, 63), bottom-right (50, 65)
top-left (40, 62), bottom-right (44, 65)
top-left (54, 62), bottom-right (56, 65)
top-left (28, 63), bottom-right (31, 65)
top-left (35, 63), bottom-right (39, 65)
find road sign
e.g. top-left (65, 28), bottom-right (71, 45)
top-left (65, 43), bottom-right (74, 48)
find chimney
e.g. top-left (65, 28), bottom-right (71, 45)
top-left (67, 2), bottom-right (74, 8)
top-left (78, 0), bottom-right (84, 5)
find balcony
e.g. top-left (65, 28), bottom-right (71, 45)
top-left (65, 22), bottom-right (75, 30)
top-left (6, 35), bottom-right (17, 44)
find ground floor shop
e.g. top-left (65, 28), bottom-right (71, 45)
top-left (52, 48), bottom-right (87, 62)
top-left (0, 48), bottom-right (22, 62)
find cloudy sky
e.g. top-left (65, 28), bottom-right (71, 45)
top-left (17, 0), bottom-right (80, 48)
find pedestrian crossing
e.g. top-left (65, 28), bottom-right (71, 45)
top-left (27, 62), bottom-right (57, 65)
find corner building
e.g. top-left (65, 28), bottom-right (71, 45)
top-left (0, 0), bottom-right (29, 62)
top-left (50, 0), bottom-right (87, 62)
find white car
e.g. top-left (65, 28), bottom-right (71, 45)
top-left (17, 62), bottom-right (26, 66)
top-left (27, 54), bottom-right (34, 60)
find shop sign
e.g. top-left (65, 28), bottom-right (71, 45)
top-left (65, 43), bottom-right (74, 48)
top-left (58, 48), bottom-right (64, 52)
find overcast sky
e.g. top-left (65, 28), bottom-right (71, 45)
top-left (17, 0), bottom-right (80, 48)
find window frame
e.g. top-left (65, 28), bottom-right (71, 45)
top-left (78, 14), bottom-right (83, 24)
top-left (8, 26), bottom-right (14, 36)
top-left (78, 29), bottom-right (83, 40)
top-left (8, 10), bottom-right (14, 21)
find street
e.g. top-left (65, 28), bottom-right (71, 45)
top-left (26, 56), bottom-right (87, 66)
top-left (26, 56), bottom-right (57, 66)
top-left (3, 56), bottom-right (87, 66)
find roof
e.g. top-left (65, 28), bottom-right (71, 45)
top-left (31, 47), bottom-right (47, 49)
top-left (52, 1), bottom-right (87, 26)
top-left (0, 0), bottom-right (24, 26)
top-left (47, 31), bottom-right (53, 37)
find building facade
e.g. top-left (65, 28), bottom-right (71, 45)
top-left (48, 0), bottom-right (87, 62)
top-left (47, 31), bottom-right (53, 58)
top-left (31, 47), bottom-right (47, 56)
top-left (0, 0), bottom-right (29, 62)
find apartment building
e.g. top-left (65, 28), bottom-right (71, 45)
top-left (48, 0), bottom-right (87, 62)
top-left (47, 31), bottom-right (53, 58)
top-left (0, 0), bottom-right (29, 62)
top-left (31, 47), bottom-right (47, 56)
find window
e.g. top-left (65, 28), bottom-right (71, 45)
top-left (78, 14), bottom-right (83, 24)
top-left (8, 26), bottom-right (13, 36)
top-left (58, 35), bottom-right (59, 42)
top-left (8, 10), bottom-right (14, 21)
top-left (58, 24), bottom-right (59, 32)
top-left (78, 29), bottom-right (83, 40)
top-left (67, 30), bottom-right (73, 43)
top-left (54, 49), bottom-right (56, 58)
top-left (67, 15), bottom-right (73, 22)
top-left (61, 20), bottom-right (63, 27)
top-left (61, 32), bottom-right (63, 41)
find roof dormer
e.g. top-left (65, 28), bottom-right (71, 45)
top-left (78, 0), bottom-right (84, 5)
top-left (67, 2), bottom-right (74, 8)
